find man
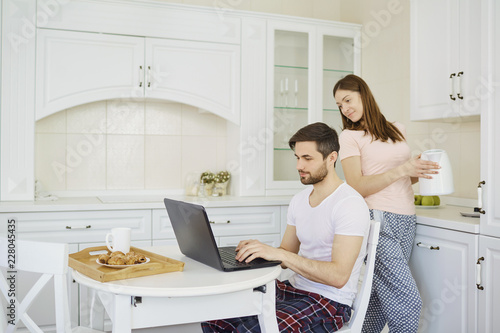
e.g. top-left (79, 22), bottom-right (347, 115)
top-left (202, 122), bottom-right (370, 332)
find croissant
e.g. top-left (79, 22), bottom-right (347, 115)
top-left (110, 251), bottom-right (125, 257)
top-left (125, 256), bottom-right (137, 265)
top-left (98, 254), bottom-right (110, 264)
top-left (137, 254), bottom-right (147, 263)
top-left (107, 256), bottom-right (126, 265)
top-left (126, 251), bottom-right (136, 257)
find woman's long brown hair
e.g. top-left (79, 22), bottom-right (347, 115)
top-left (333, 74), bottom-right (404, 143)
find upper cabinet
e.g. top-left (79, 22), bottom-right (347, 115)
top-left (410, 0), bottom-right (482, 121)
top-left (145, 38), bottom-right (240, 123)
top-left (480, 0), bottom-right (500, 238)
top-left (265, 21), bottom-right (360, 194)
top-left (36, 30), bottom-right (145, 120)
top-left (36, 29), bottom-right (240, 123)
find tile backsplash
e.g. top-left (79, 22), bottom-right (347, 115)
top-left (35, 100), bottom-right (228, 194)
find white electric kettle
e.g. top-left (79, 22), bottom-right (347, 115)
top-left (419, 149), bottom-right (454, 195)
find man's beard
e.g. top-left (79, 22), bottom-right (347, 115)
top-left (299, 162), bottom-right (328, 185)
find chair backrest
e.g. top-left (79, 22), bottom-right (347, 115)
top-left (340, 220), bottom-right (381, 333)
top-left (0, 237), bottom-right (71, 333)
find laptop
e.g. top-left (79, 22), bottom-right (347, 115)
top-left (163, 198), bottom-right (282, 272)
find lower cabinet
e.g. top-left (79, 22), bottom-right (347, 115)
top-left (1, 204), bottom-right (284, 330)
top-left (409, 224), bottom-right (478, 333)
top-left (478, 235), bottom-right (500, 333)
top-left (152, 205), bottom-right (282, 246)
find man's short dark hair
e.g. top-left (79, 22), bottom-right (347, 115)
top-left (288, 122), bottom-right (340, 160)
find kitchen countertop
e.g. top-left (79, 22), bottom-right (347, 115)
top-left (415, 204), bottom-right (480, 233)
top-left (0, 196), bottom-right (479, 234)
top-left (0, 195), bottom-right (293, 213)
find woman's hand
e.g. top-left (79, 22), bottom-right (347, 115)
top-left (401, 154), bottom-right (440, 179)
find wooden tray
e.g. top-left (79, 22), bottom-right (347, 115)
top-left (69, 246), bottom-right (184, 282)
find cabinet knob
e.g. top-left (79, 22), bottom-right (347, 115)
top-left (139, 66), bottom-right (144, 87)
top-left (147, 66), bottom-right (151, 88)
top-left (65, 225), bottom-right (91, 230)
top-left (209, 220), bottom-right (231, 224)
top-left (416, 242), bottom-right (439, 250)
top-left (456, 71), bottom-right (464, 99)
top-left (476, 256), bottom-right (484, 290)
top-left (449, 73), bottom-right (457, 100)
top-left (474, 181), bottom-right (486, 214)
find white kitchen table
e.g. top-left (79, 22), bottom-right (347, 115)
top-left (72, 246), bottom-right (281, 333)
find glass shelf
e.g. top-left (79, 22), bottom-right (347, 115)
top-left (275, 64), bottom-right (353, 74)
top-left (275, 64), bottom-right (308, 70)
top-left (323, 68), bottom-right (353, 74)
top-left (274, 106), bottom-right (308, 110)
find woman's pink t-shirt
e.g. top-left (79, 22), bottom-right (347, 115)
top-left (339, 122), bottom-right (415, 215)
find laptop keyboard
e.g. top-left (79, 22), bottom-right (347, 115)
top-left (219, 248), bottom-right (251, 267)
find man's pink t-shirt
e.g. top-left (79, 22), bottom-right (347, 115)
top-left (339, 122), bottom-right (415, 216)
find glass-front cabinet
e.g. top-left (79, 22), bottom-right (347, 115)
top-left (266, 22), bottom-right (360, 194)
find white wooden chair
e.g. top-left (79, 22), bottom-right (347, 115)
top-left (0, 238), bottom-right (104, 333)
top-left (338, 220), bottom-right (381, 333)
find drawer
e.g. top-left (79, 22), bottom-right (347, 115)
top-left (152, 206), bottom-right (281, 240)
top-left (2, 210), bottom-right (151, 244)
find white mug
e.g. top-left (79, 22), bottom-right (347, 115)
top-left (105, 227), bottom-right (131, 253)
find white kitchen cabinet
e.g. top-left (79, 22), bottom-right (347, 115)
top-left (265, 20), bottom-right (360, 194)
top-left (35, 29), bottom-right (240, 124)
top-left (152, 205), bottom-right (281, 245)
top-left (35, 29), bottom-right (145, 121)
top-left (477, 235), bottom-right (500, 332)
top-left (2, 210), bottom-right (152, 244)
top-left (480, 0), bottom-right (500, 239)
top-left (145, 38), bottom-right (240, 124)
top-left (410, 0), bottom-right (482, 121)
top-left (478, 2), bottom-right (500, 332)
top-left (409, 224), bottom-right (478, 333)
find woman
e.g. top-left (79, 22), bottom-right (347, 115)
top-left (333, 74), bottom-right (438, 332)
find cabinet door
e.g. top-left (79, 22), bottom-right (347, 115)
top-left (457, 0), bottom-right (482, 118)
top-left (410, 0), bottom-right (481, 120)
top-left (145, 38), bottom-right (240, 124)
top-left (478, 235), bottom-right (500, 333)
top-left (36, 29), bottom-right (145, 120)
top-left (265, 21), bottom-right (361, 193)
top-left (266, 21), bottom-right (315, 192)
top-left (410, 0), bottom-right (459, 120)
top-left (409, 224), bottom-right (478, 333)
top-left (318, 27), bottom-right (359, 181)
top-left (480, 0), bottom-right (500, 238)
